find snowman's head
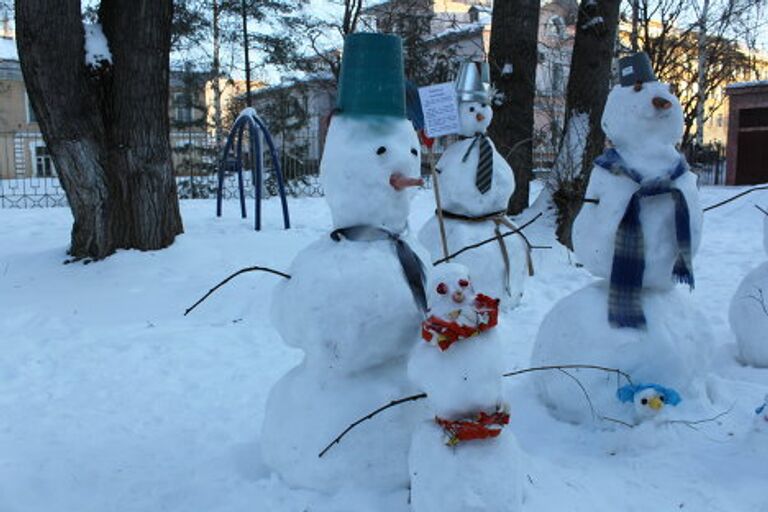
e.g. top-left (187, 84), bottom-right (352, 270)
top-left (458, 101), bottom-right (493, 137)
top-left (601, 81), bottom-right (684, 150)
top-left (618, 383), bottom-right (681, 422)
top-left (321, 115), bottom-right (422, 232)
top-left (427, 263), bottom-right (477, 324)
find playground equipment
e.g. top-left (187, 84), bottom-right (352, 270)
top-left (216, 108), bottom-right (291, 231)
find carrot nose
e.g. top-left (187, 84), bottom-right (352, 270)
top-left (452, 290), bottom-right (465, 303)
top-left (389, 172), bottom-right (424, 191)
top-left (652, 97), bottom-right (672, 110)
top-left (476, 113), bottom-right (485, 122)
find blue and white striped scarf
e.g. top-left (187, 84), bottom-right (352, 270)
top-left (594, 148), bottom-right (694, 329)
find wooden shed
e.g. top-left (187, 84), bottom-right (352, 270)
top-left (725, 81), bottom-right (768, 185)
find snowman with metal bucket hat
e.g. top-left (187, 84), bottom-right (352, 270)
top-left (419, 60), bottom-right (530, 310)
top-left (530, 53), bottom-right (713, 426)
top-left (260, 33), bottom-right (429, 502)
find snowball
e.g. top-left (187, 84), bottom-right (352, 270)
top-left (729, 262), bottom-right (768, 367)
top-left (433, 137), bottom-right (515, 218)
top-left (420, 217), bottom-right (527, 308)
top-left (260, 361), bottom-right (423, 492)
top-left (530, 281), bottom-right (713, 425)
top-left (409, 421), bottom-right (522, 512)
top-left (409, 336), bottom-right (505, 418)
top-left (457, 101), bottom-right (492, 138)
top-left (83, 23), bottom-right (112, 67)
top-left (270, 233), bottom-right (427, 374)
top-left (602, 81), bottom-right (684, 151)
top-left (321, 116), bottom-right (421, 232)
top-left (573, 164), bottom-right (702, 290)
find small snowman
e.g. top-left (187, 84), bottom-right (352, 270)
top-left (617, 383), bottom-right (682, 424)
top-left (729, 209), bottom-right (768, 367)
top-left (408, 264), bottom-right (522, 512)
top-left (260, 34), bottom-right (428, 500)
top-left (419, 61), bottom-right (530, 309)
top-left (531, 53), bottom-right (712, 425)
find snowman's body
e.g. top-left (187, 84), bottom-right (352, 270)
top-left (530, 282), bottom-right (711, 424)
top-left (419, 102), bottom-right (528, 308)
top-left (532, 75), bottom-right (711, 424)
top-left (407, 265), bottom-right (522, 512)
top-left (260, 113), bottom-right (428, 495)
top-left (573, 162), bottom-right (702, 289)
top-left (729, 215), bottom-right (768, 367)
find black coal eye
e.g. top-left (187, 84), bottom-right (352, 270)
top-left (641, 398), bottom-right (648, 405)
top-left (376, 146), bottom-right (386, 155)
top-left (659, 396), bottom-right (665, 402)
top-left (469, 106), bottom-right (475, 112)
top-left (410, 148), bottom-right (418, 156)
top-left (481, 103), bottom-right (487, 108)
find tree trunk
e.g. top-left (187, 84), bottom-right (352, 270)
top-left (553, 0), bottom-right (621, 249)
top-left (488, 0), bottom-right (540, 215)
top-left (212, 0), bottom-right (223, 149)
top-left (15, 0), bottom-right (183, 260)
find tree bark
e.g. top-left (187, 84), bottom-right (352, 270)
top-left (16, 0), bottom-right (182, 260)
top-left (488, 0), bottom-right (540, 215)
top-left (553, 0), bottom-right (621, 249)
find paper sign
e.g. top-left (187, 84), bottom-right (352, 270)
top-left (418, 82), bottom-right (461, 138)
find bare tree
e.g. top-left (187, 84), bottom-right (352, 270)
top-left (552, 0), bottom-right (621, 248)
top-left (16, 0), bottom-right (183, 260)
top-left (488, 0), bottom-right (541, 215)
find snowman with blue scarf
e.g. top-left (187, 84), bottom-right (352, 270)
top-left (531, 53), bottom-right (713, 425)
top-left (418, 61), bottom-right (530, 309)
top-left (260, 34), bottom-right (429, 505)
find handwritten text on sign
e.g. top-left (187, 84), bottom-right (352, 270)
top-left (418, 82), bottom-right (460, 138)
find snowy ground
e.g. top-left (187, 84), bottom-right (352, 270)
top-left (1, 183), bottom-right (767, 512)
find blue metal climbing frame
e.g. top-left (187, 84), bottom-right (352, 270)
top-left (216, 108), bottom-right (291, 231)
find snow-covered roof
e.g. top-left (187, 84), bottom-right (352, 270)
top-left (427, 20), bottom-right (487, 42)
top-left (0, 36), bottom-right (18, 61)
top-left (248, 71), bottom-right (336, 98)
top-left (726, 80), bottom-right (768, 90)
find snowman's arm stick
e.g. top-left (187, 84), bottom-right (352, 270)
top-left (755, 204), bottom-right (768, 217)
top-left (429, 147), bottom-right (451, 262)
top-left (702, 185), bottom-right (768, 212)
top-left (433, 212), bottom-right (544, 265)
top-left (318, 393), bottom-right (427, 458)
top-left (502, 363), bottom-right (633, 386)
top-left (184, 266), bottom-right (291, 316)
top-left (318, 364), bottom-right (633, 457)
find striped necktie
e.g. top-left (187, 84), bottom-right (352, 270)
top-left (475, 135), bottom-right (493, 194)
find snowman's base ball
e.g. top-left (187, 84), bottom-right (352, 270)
top-left (260, 361), bottom-right (422, 493)
top-left (409, 421), bottom-right (522, 512)
top-left (530, 281), bottom-right (713, 425)
top-left (730, 262), bottom-right (768, 368)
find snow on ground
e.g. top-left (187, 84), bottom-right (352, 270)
top-left (1, 183), bottom-right (767, 512)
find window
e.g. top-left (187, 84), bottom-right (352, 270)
top-left (173, 92), bottom-right (193, 123)
top-left (34, 145), bottom-right (55, 177)
top-left (26, 93), bottom-right (37, 124)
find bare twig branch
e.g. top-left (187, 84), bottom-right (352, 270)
top-left (755, 204), bottom-right (768, 217)
top-left (702, 185), bottom-right (768, 212)
top-left (433, 213), bottom-right (544, 266)
top-left (317, 393), bottom-right (427, 458)
top-left (503, 364), bottom-right (634, 386)
top-left (184, 265), bottom-right (291, 316)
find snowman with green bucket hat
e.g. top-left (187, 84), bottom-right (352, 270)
top-left (418, 60), bottom-right (530, 310)
top-left (260, 33), bottom-right (430, 502)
